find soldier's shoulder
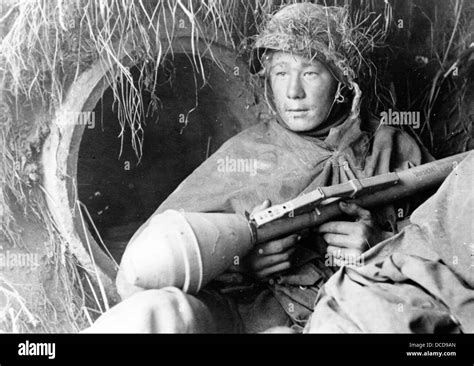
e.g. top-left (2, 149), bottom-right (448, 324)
top-left (219, 120), bottom-right (275, 149)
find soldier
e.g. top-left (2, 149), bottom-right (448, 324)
top-left (86, 3), bottom-right (430, 333)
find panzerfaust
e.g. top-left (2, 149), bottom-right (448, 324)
top-left (117, 151), bottom-right (470, 295)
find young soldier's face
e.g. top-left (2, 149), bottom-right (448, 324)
top-left (269, 51), bottom-right (337, 132)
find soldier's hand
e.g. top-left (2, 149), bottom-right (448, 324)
top-left (242, 200), bottom-right (299, 280)
top-left (319, 201), bottom-right (391, 266)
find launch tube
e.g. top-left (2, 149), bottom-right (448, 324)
top-left (118, 151), bottom-right (470, 295)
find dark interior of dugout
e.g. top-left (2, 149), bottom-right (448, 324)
top-left (77, 54), bottom-right (252, 263)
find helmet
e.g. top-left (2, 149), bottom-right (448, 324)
top-left (250, 3), bottom-right (358, 87)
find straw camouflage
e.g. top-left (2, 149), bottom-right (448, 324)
top-left (250, 3), bottom-right (362, 87)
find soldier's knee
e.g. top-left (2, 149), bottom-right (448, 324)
top-left (133, 288), bottom-right (186, 313)
top-left (130, 288), bottom-right (197, 332)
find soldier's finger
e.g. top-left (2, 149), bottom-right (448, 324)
top-left (255, 234), bottom-right (299, 255)
top-left (318, 221), bottom-right (360, 235)
top-left (251, 199), bottom-right (272, 215)
top-left (252, 247), bottom-right (296, 271)
top-left (339, 202), bottom-right (372, 221)
top-left (326, 245), bottom-right (361, 259)
top-left (255, 261), bottom-right (292, 279)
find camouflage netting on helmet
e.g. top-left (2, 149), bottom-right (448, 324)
top-left (252, 3), bottom-right (375, 87)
